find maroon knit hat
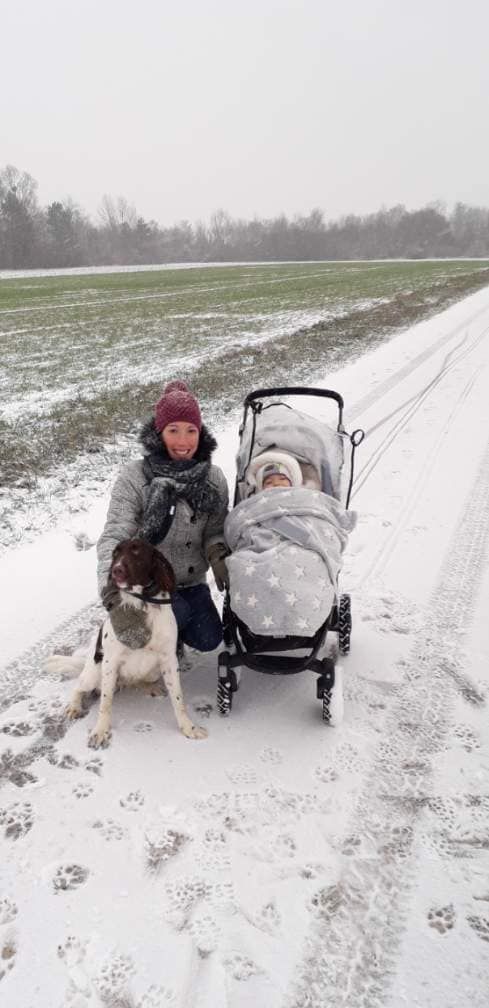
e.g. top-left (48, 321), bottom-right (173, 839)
top-left (154, 380), bottom-right (202, 433)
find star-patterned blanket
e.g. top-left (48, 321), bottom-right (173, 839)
top-left (224, 487), bottom-right (355, 637)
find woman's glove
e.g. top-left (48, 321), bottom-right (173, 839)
top-left (100, 581), bottom-right (151, 649)
top-left (101, 581), bottom-right (120, 611)
top-left (207, 543), bottom-right (230, 591)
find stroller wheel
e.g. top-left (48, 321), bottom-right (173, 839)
top-left (316, 659), bottom-right (336, 724)
top-left (217, 678), bottom-right (233, 716)
top-left (338, 594), bottom-right (352, 654)
top-left (217, 652), bottom-right (234, 716)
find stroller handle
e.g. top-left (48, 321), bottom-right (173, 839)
top-left (244, 386), bottom-right (344, 429)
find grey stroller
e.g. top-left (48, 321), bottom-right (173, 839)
top-left (218, 386), bottom-right (364, 722)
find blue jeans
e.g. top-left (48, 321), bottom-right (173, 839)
top-left (171, 584), bottom-right (223, 652)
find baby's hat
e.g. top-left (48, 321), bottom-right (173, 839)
top-left (247, 450), bottom-right (302, 491)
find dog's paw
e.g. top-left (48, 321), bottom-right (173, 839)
top-left (88, 726), bottom-right (112, 749)
top-left (66, 703), bottom-right (83, 720)
top-left (181, 722), bottom-right (208, 741)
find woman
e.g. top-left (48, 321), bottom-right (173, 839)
top-left (97, 380), bottom-right (229, 652)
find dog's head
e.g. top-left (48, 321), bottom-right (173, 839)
top-left (110, 539), bottom-right (176, 594)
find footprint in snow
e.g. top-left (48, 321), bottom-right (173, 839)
top-left (188, 913), bottom-right (221, 957)
top-left (453, 723), bottom-right (481, 752)
top-left (226, 764), bottom-right (258, 786)
top-left (133, 720), bottom-right (154, 733)
top-left (94, 953), bottom-right (136, 1002)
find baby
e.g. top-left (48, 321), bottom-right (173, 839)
top-left (260, 462), bottom-right (293, 490)
top-left (248, 451), bottom-right (303, 493)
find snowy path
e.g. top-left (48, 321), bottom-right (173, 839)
top-left (1, 288), bottom-right (489, 1007)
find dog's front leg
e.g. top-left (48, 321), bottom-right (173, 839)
top-left (161, 656), bottom-right (207, 740)
top-left (88, 660), bottom-right (118, 748)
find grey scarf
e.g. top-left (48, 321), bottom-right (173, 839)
top-left (141, 456), bottom-right (220, 545)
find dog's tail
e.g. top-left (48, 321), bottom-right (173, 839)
top-left (44, 654), bottom-right (85, 680)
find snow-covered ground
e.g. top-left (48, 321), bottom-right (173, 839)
top-left (1, 286), bottom-right (489, 1007)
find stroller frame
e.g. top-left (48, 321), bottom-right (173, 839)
top-left (217, 386), bottom-right (362, 722)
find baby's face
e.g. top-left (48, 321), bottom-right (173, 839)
top-left (263, 474), bottom-right (292, 490)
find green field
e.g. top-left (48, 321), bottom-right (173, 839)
top-left (2, 260), bottom-right (489, 493)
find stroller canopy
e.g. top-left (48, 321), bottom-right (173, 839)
top-left (235, 401), bottom-right (348, 503)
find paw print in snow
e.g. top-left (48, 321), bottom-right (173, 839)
top-left (259, 746), bottom-right (283, 765)
top-left (223, 952), bottom-right (264, 981)
top-left (145, 828), bottom-right (189, 874)
top-left (453, 724), bottom-right (480, 752)
top-left (1, 721), bottom-right (33, 737)
top-left (136, 984), bottom-right (176, 1007)
top-left (92, 818), bottom-right (125, 841)
top-left (314, 764), bottom-right (339, 784)
top-left (0, 933), bottom-right (17, 982)
top-left (57, 934), bottom-right (87, 966)
top-left (0, 897), bottom-right (18, 925)
top-left (300, 862), bottom-right (326, 880)
top-left (119, 790), bottom-right (145, 812)
top-left (427, 903), bottom-right (456, 934)
top-left (53, 864), bottom-right (89, 893)
top-left (72, 781), bottom-right (94, 799)
top-left (332, 741), bottom-right (361, 773)
top-left (0, 801), bottom-right (34, 840)
top-left (276, 833), bottom-right (297, 858)
top-left (133, 721), bottom-right (154, 733)
top-left (467, 914), bottom-right (489, 942)
top-left (57, 754), bottom-right (79, 770)
top-left (310, 883), bottom-right (343, 919)
top-left (193, 699), bottom-right (213, 719)
top-left (252, 901), bottom-right (281, 935)
top-left (84, 756), bottom-right (103, 775)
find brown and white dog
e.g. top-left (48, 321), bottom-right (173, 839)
top-left (45, 539), bottom-right (207, 748)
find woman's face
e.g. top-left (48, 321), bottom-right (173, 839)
top-left (161, 421), bottom-right (200, 460)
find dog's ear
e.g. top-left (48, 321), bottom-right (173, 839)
top-left (152, 550), bottom-right (176, 594)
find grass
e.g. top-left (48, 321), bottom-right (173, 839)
top-left (1, 259), bottom-right (489, 488)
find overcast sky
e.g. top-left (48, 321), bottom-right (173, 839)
top-left (3, 0), bottom-right (489, 226)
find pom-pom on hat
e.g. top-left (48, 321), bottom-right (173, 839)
top-left (154, 380), bottom-right (202, 433)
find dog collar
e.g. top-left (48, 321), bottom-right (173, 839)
top-left (123, 590), bottom-right (172, 606)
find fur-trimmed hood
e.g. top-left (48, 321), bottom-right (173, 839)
top-left (139, 418), bottom-right (217, 462)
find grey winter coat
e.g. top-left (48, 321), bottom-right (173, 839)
top-left (97, 421), bottom-right (229, 592)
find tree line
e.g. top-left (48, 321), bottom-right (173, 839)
top-left (1, 164), bottom-right (489, 270)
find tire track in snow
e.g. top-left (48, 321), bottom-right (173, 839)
top-left (0, 602), bottom-right (101, 711)
top-left (350, 321), bottom-right (489, 501)
top-left (346, 293), bottom-right (489, 427)
top-left (284, 434), bottom-right (489, 1008)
